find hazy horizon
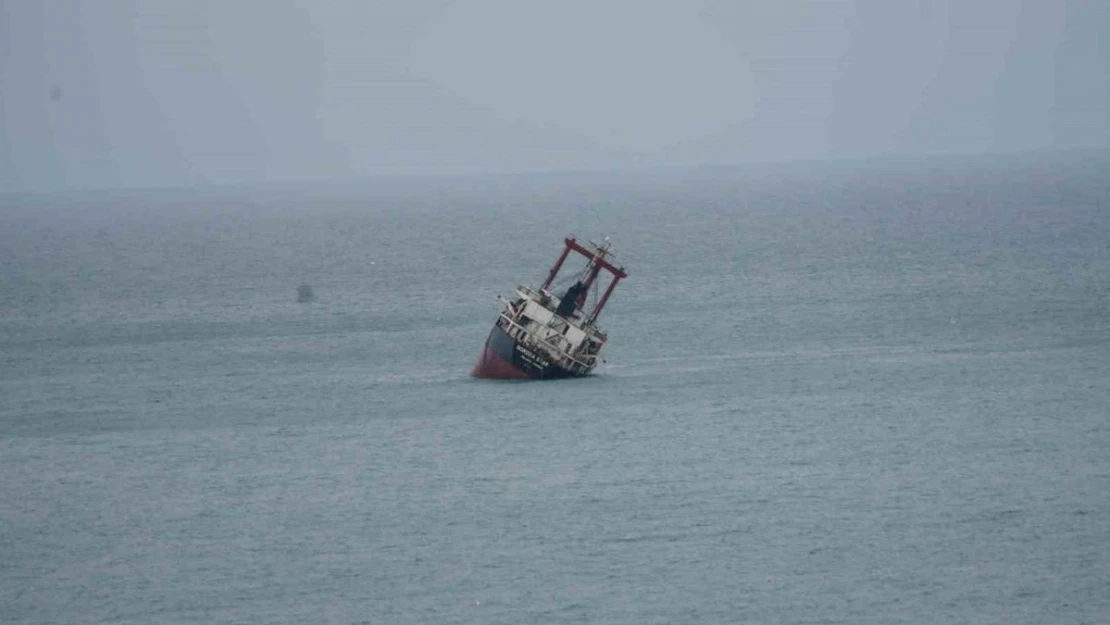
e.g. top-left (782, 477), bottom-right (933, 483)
top-left (2, 1), bottom-right (1106, 194)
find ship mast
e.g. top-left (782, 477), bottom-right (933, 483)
top-left (542, 236), bottom-right (627, 324)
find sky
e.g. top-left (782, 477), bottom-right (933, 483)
top-left (1, 0), bottom-right (1106, 193)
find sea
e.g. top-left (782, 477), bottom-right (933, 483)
top-left (1, 151), bottom-right (1108, 624)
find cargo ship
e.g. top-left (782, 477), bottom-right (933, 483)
top-left (471, 236), bottom-right (628, 380)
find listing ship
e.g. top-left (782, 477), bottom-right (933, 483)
top-left (471, 236), bottom-right (628, 380)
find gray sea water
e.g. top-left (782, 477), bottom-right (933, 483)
top-left (2, 152), bottom-right (1108, 624)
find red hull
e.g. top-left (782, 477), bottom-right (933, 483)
top-left (471, 345), bottom-right (530, 380)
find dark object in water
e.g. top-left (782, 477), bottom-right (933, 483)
top-left (296, 284), bottom-right (314, 303)
top-left (472, 236), bottom-right (627, 380)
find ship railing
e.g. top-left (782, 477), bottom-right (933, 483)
top-left (497, 312), bottom-right (596, 373)
top-left (514, 285), bottom-right (598, 334)
top-left (515, 285), bottom-right (552, 311)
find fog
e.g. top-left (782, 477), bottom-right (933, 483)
top-left (1, 0), bottom-right (1105, 193)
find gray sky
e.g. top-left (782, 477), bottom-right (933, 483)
top-left (1, 0), bottom-right (1105, 193)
